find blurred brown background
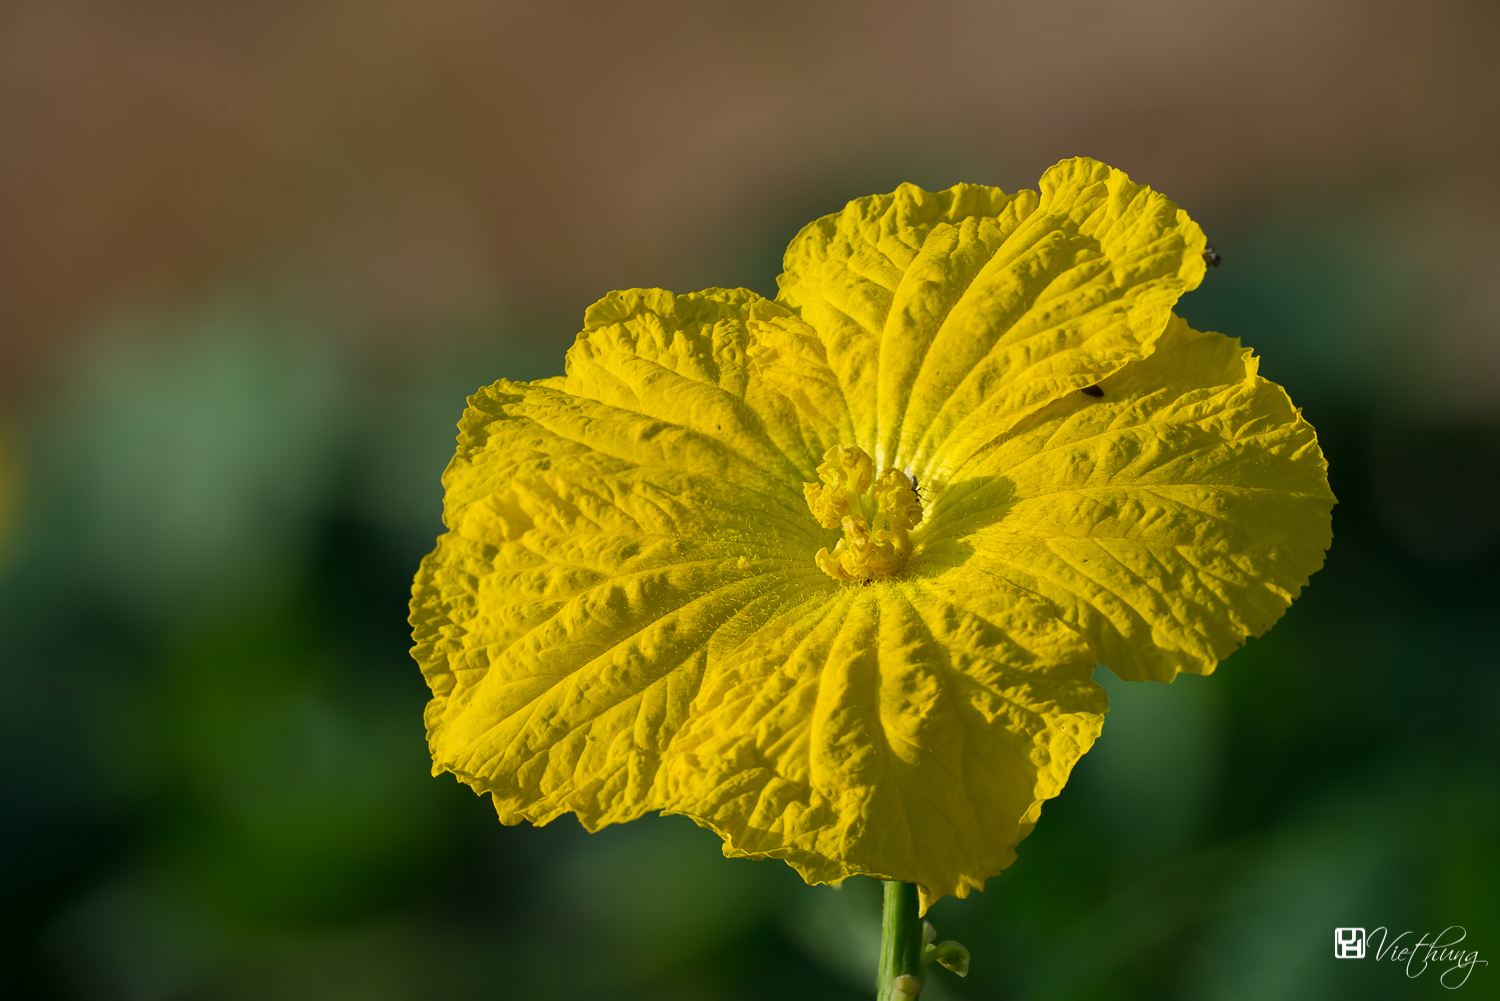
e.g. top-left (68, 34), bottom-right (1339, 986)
top-left (5, 0), bottom-right (1497, 406)
top-left (3, 3), bottom-right (1500, 1000)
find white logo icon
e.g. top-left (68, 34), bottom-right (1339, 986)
top-left (1335, 927), bottom-right (1366, 959)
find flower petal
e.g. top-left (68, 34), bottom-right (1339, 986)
top-left (662, 577), bottom-right (1101, 911)
top-left (412, 289), bottom-right (842, 830)
top-left (776, 157), bottom-right (1207, 478)
top-left (562, 287), bottom-right (833, 483)
top-left (923, 315), bottom-right (1335, 681)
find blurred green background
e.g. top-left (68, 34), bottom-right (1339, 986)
top-left (3, 2), bottom-right (1499, 998)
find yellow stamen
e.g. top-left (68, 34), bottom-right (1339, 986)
top-left (803, 445), bottom-right (922, 582)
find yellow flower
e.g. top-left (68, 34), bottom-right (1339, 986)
top-left (410, 158), bottom-right (1334, 910)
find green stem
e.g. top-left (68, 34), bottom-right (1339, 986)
top-left (877, 880), bottom-right (923, 1000)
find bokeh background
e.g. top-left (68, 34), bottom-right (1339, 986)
top-left (3, 2), bottom-right (1499, 998)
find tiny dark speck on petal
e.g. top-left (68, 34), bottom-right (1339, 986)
top-left (1081, 385), bottom-right (1104, 397)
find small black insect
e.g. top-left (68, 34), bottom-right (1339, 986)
top-left (911, 474), bottom-right (922, 501)
top-left (1203, 245), bottom-right (1222, 268)
top-left (1080, 385), bottom-right (1104, 398)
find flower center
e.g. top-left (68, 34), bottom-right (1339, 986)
top-left (803, 445), bottom-right (922, 582)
